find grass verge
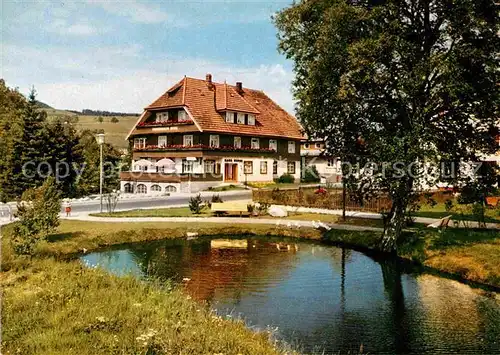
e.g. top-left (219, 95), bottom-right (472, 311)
top-left (1, 258), bottom-right (283, 354)
top-left (413, 201), bottom-right (500, 223)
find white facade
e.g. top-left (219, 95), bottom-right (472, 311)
top-left (123, 156), bottom-right (301, 194)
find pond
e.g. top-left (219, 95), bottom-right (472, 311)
top-left (80, 237), bottom-right (500, 354)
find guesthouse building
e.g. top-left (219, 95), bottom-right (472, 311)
top-left (120, 74), bottom-right (304, 193)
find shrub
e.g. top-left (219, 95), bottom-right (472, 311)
top-left (302, 165), bottom-right (320, 183)
top-left (188, 194), bottom-right (204, 214)
top-left (110, 116), bottom-right (119, 123)
top-left (12, 177), bottom-right (61, 255)
top-left (211, 194), bottom-right (223, 203)
top-left (276, 173), bottom-right (295, 184)
top-left (471, 202), bottom-right (486, 228)
top-left (444, 199), bottom-right (454, 212)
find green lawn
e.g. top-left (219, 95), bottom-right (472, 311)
top-left (94, 207), bottom-right (212, 218)
top-left (92, 207), bottom-right (395, 230)
top-left (413, 201), bottom-right (500, 223)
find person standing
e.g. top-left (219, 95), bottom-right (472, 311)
top-left (64, 200), bottom-right (72, 217)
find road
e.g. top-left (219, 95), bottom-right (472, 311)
top-left (65, 190), bottom-right (252, 214)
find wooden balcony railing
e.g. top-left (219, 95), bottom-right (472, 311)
top-left (134, 144), bottom-right (276, 153)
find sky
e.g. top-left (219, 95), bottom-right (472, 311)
top-left (1, 0), bottom-right (296, 114)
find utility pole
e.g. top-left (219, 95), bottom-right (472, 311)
top-left (95, 133), bottom-right (105, 213)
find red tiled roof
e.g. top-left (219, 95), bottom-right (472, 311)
top-left (142, 76), bottom-right (303, 139)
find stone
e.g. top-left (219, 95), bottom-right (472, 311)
top-left (268, 206), bottom-right (288, 217)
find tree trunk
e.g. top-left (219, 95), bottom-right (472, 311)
top-left (381, 178), bottom-right (414, 253)
top-left (381, 200), bottom-right (406, 253)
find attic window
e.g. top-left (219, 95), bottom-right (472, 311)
top-left (247, 115), bottom-right (255, 125)
top-left (237, 113), bottom-right (245, 124)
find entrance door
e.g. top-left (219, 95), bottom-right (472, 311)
top-left (224, 163), bottom-right (238, 182)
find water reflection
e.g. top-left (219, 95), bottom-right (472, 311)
top-left (81, 237), bottom-right (500, 354)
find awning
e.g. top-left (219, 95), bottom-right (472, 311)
top-left (134, 159), bottom-right (155, 167)
top-left (155, 158), bottom-right (176, 167)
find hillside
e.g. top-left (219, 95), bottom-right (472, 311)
top-left (43, 108), bottom-right (137, 150)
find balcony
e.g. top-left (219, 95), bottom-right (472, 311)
top-left (137, 119), bottom-right (194, 128)
top-left (134, 144), bottom-right (276, 154)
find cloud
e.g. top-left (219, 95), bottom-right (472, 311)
top-left (89, 1), bottom-right (171, 24)
top-left (2, 45), bottom-right (295, 115)
top-left (46, 19), bottom-right (107, 36)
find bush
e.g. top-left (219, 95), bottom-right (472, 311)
top-left (110, 116), bottom-right (119, 123)
top-left (12, 177), bottom-right (61, 255)
top-left (211, 194), bottom-right (223, 203)
top-left (188, 194), bottom-right (204, 214)
top-left (276, 173), bottom-right (295, 184)
top-left (302, 165), bottom-right (320, 183)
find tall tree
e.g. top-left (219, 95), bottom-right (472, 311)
top-left (0, 80), bottom-right (26, 202)
top-left (74, 129), bottom-right (122, 197)
top-left (275, 0), bottom-right (499, 252)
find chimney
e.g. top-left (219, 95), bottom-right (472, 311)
top-left (236, 81), bottom-right (243, 94)
top-left (206, 73), bottom-right (212, 85)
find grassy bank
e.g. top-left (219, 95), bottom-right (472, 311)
top-left (1, 258), bottom-right (282, 354)
top-left (1, 220), bottom-right (321, 270)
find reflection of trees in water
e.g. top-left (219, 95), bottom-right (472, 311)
top-left (380, 258), bottom-right (410, 354)
top-left (128, 238), bottom-right (301, 302)
top-left (128, 240), bottom-right (195, 281)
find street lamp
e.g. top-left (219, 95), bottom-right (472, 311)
top-left (95, 133), bottom-right (105, 213)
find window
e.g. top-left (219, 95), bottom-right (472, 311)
top-left (248, 114), bottom-right (255, 125)
top-left (123, 183), bottom-right (132, 193)
top-left (234, 136), bottom-right (242, 149)
top-left (134, 138), bottom-right (146, 149)
top-left (209, 135), bottom-right (219, 148)
top-left (237, 113), bottom-right (245, 124)
top-left (287, 162), bottom-right (296, 174)
top-left (260, 161), bottom-right (268, 174)
top-left (182, 159), bottom-right (194, 173)
top-left (303, 143), bottom-right (310, 149)
top-left (165, 185), bottom-right (177, 192)
top-left (178, 110), bottom-right (187, 122)
top-left (251, 138), bottom-right (260, 149)
top-left (288, 141), bottom-right (296, 153)
top-left (158, 135), bottom-right (167, 147)
top-left (244, 161), bottom-right (253, 174)
top-left (269, 139), bottom-right (277, 151)
top-left (204, 160), bottom-right (215, 174)
top-left (136, 184), bottom-right (147, 194)
top-left (273, 160), bottom-right (278, 174)
top-left (327, 159), bottom-right (335, 167)
top-left (315, 143), bottom-right (321, 149)
top-left (183, 135), bottom-right (193, 147)
top-left (151, 184), bottom-right (161, 192)
top-left (156, 112), bottom-right (168, 122)
top-left (226, 111), bottom-right (234, 123)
